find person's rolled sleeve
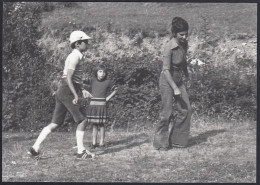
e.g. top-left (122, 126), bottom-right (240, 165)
top-left (162, 43), bottom-right (172, 71)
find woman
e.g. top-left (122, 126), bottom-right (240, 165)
top-left (153, 17), bottom-right (192, 151)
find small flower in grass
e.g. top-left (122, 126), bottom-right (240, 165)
top-left (11, 161), bottom-right (17, 165)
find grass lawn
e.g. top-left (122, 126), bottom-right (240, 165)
top-left (2, 119), bottom-right (256, 182)
top-left (41, 2), bottom-right (257, 36)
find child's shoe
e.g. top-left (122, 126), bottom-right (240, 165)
top-left (97, 144), bottom-right (107, 150)
top-left (28, 147), bottom-right (40, 159)
top-left (89, 144), bottom-right (99, 150)
top-left (76, 150), bottom-right (95, 160)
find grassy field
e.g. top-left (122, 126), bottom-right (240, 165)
top-left (42, 2), bottom-right (257, 37)
top-left (2, 118), bottom-right (256, 182)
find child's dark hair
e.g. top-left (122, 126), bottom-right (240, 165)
top-left (71, 40), bottom-right (85, 49)
top-left (94, 64), bottom-right (108, 80)
top-left (171, 17), bottom-right (189, 37)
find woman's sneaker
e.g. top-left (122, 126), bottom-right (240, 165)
top-left (28, 147), bottom-right (40, 159)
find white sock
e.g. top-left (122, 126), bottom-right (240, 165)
top-left (32, 127), bottom-right (51, 152)
top-left (76, 130), bottom-right (85, 154)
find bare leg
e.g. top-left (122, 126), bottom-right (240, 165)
top-left (92, 124), bottom-right (98, 145)
top-left (99, 125), bottom-right (105, 146)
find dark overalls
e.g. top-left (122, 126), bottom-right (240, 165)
top-left (153, 38), bottom-right (192, 149)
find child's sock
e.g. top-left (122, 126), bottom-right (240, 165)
top-left (32, 126), bottom-right (51, 152)
top-left (76, 130), bottom-right (85, 154)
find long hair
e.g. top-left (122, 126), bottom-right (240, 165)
top-left (171, 17), bottom-right (189, 38)
top-left (93, 64), bottom-right (108, 80)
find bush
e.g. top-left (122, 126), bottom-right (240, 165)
top-left (2, 5), bottom-right (257, 131)
top-left (2, 2), bottom-right (54, 131)
top-left (189, 62), bottom-right (256, 120)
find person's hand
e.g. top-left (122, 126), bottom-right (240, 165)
top-left (174, 88), bottom-right (181, 96)
top-left (72, 95), bottom-right (79, 104)
top-left (82, 90), bottom-right (93, 98)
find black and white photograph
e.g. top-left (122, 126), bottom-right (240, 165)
top-left (2, 1), bottom-right (257, 183)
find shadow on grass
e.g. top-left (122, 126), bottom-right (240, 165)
top-left (188, 129), bottom-right (226, 147)
top-left (98, 133), bottom-right (150, 155)
top-left (99, 139), bottom-right (150, 155)
top-left (108, 132), bottom-right (150, 146)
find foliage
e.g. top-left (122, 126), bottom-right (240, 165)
top-left (189, 62), bottom-right (256, 120)
top-left (188, 16), bottom-right (256, 121)
top-left (2, 2), bottom-right (54, 131)
top-left (2, 3), bottom-right (257, 131)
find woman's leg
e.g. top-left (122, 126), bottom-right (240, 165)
top-left (170, 84), bottom-right (192, 147)
top-left (153, 84), bottom-right (173, 149)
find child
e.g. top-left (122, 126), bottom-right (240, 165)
top-left (85, 64), bottom-right (117, 149)
top-left (28, 30), bottom-right (95, 159)
top-left (153, 17), bottom-right (192, 151)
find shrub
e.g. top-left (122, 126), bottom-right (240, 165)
top-left (188, 62), bottom-right (256, 120)
top-left (2, 5), bottom-right (257, 131)
top-left (2, 2), bottom-right (54, 131)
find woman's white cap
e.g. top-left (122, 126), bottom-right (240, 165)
top-left (69, 31), bottom-right (91, 44)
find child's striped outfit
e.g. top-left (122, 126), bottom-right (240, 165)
top-left (86, 98), bottom-right (107, 125)
top-left (85, 77), bottom-right (116, 125)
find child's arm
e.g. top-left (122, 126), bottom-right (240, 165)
top-left (81, 88), bottom-right (93, 99)
top-left (106, 90), bottom-right (117, 102)
top-left (106, 85), bottom-right (118, 101)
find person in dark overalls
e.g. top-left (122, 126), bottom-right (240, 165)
top-left (153, 17), bottom-right (192, 151)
